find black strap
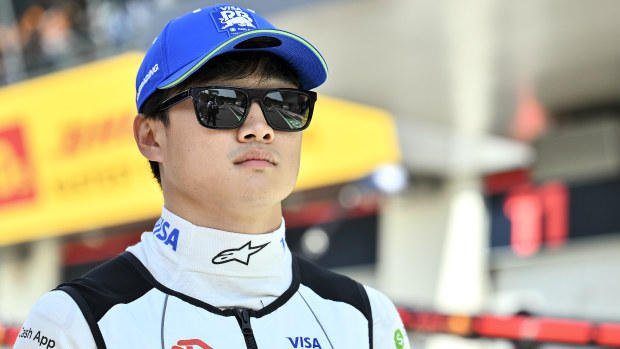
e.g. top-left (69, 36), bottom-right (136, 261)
top-left (55, 252), bottom-right (153, 349)
top-left (57, 284), bottom-right (107, 349)
top-left (357, 282), bottom-right (373, 349)
top-left (293, 255), bottom-right (374, 347)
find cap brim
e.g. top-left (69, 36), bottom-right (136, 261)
top-left (157, 29), bottom-right (328, 91)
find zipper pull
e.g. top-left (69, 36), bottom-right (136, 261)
top-left (236, 308), bottom-right (253, 334)
top-left (235, 308), bottom-right (259, 349)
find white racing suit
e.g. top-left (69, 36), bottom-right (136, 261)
top-left (15, 208), bottom-right (410, 349)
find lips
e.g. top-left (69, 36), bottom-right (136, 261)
top-left (233, 148), bottom-right (277, 166)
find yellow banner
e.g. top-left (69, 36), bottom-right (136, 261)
top-left (0, 53), bottom-right (399, 246)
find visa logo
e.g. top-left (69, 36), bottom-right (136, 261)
top-left (287, 337), bottom-right (322, 348)
top-left (218, 5), bottom-right (244, 11)
top-left (153, 218), bottom-right (180, 251)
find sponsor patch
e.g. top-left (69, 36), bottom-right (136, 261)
top-left (394, 329), bottom-right (405, 349)
top-left (287, 336), bottom-right (322, 348)
top-left (136, 63), bottom-right (159, 102)
top-left (18, 327), bottom-right (56, 349)
top-left (210, 5), bottom-right (257, 36)
top-left (153, 217), bottom-right (180, 251)
top-left (171, 339), bottom-right (213, 349)
top-left (212, 241), bottom-right (269, 265)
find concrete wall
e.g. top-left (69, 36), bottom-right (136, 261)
top-left (0, 239), bottom-right (61, 324)
top-left (491, 234), bottom-right (620, 321)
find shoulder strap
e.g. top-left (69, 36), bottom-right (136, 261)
top-left (56, 252), bottom-right (154, 349)
top-left (293, 255), bottom-right (373, 348)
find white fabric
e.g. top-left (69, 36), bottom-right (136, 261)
top-left (14, 207), bottom-right (410, 349)
top-left (14, 290), bottom-right (95, 349)
top-left (367, 286), bottom-right (411, 348)
top-left (126, 207), bottom-right (292, 310)
top-left (96, 285), bottom-right (371, 349)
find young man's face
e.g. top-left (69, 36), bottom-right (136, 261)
top-left (154, 74), bottom-right (303, 218)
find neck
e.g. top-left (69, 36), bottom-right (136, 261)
top-left (163, 197), bottom-right (283, 235)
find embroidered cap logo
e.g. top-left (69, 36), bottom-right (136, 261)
top-left (212, 241), bottom-right (269, 265)
top-left (210, 5), bottom-right (257, 36)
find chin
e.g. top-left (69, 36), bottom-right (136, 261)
top-left (239, 184), bottom-right (293, 206)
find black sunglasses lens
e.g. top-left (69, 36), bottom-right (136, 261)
top-left (263, 91), bottom-right (311, 130)
top-left (195, 88), bottom-right (248, 128)
top-left (194, 88), bottom-right (312, 130)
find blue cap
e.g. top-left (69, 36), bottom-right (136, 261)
top-left (135, 3), bottom-right (328, 111)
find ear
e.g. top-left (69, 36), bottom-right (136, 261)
top-left (133, 114), bottom-right (165, 162)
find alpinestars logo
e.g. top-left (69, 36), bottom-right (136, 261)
top-left (212, 241), bottom-right (269, 265)
top-left (171, 339), bottom-right (212, 349)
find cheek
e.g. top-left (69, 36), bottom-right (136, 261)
top-left (164, 119), bottom-right (228, 182)
top-left (281, 134), bottom-right (303, 177)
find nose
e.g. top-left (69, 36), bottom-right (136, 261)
top-left (237, 101), bottom-right (274, 143)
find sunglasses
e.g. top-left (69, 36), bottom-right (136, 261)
top-left (157, 86), bottom-right (317, 132)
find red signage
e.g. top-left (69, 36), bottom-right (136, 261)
top-left (503, 182), bottom-right (569, 256)
top-left (0, 124), bottom-right (37, 207)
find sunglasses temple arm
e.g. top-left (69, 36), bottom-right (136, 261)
top-left (158, 90), bottom-right (192, 111)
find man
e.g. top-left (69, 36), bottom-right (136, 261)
top-left (15, 3), bottom-right (410, 349)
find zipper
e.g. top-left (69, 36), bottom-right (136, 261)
top-left (235, 308), bottom-right (258, 349)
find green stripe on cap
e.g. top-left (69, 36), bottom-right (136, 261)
top-left (160, 29), bottom-right (328, 89)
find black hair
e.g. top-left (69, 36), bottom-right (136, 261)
top-left (139, 51), bottom-right (302, 187)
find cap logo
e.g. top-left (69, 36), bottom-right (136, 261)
top-left (211, 5), bottom-right (257, 36)
top-left (137, 63), bottom-right (159, 102)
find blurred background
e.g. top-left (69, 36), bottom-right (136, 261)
top-left (2, 0), bottom-right (620, 348)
